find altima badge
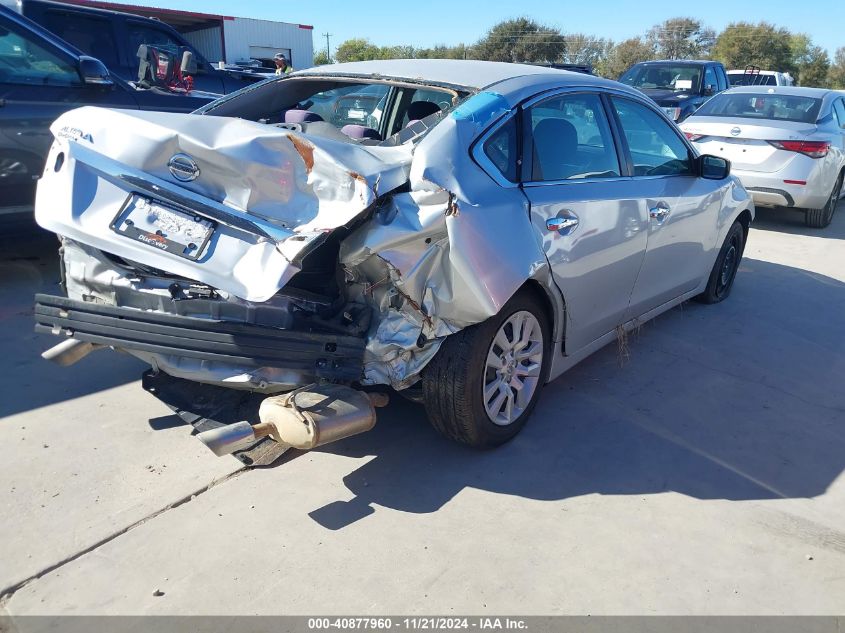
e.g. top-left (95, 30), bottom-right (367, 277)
top-left (167, 153), bottom-right (200, 182)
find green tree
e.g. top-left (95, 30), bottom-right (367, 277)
top-left (712, 22), bottom-right (794, 73)
top-left (562, 34), bottom-right (613, 68)
top-left (790, 34), bottom-right (830, 87)
top-left (473, 18), bottom-right (566, 63)
top-left (312, 50), bottom-right (332, 66)
top-left (646, 17), bottom-right (715, 60)
top-left (599, 37), bottom-right (656, 79)
top-left (334, 38), bottom-right (384, 63)
top-left (829, 47), bottom-right (845, 89)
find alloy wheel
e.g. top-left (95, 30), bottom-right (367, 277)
top-left (483, 311), bottom-right (544, 426)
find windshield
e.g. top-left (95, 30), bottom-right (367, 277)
top-left (200, 77), bottom-right (461, 144)
top-left (694, 93), bottom-right (822, 123)
top-left (620, 64), bottom-right (702, 92)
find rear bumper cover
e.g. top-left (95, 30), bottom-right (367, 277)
top-left (34, 294), bottom-right (365, 383)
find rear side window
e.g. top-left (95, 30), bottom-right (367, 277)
top-left (482, 116), bottom-right (518, 182)
top-left (0, 17), bottom-right (80, 86)
top-left (41, 11), bottom-right (119, 67)
top-left (611, 98), bottom-right (692, 177)
top-left (833, 100), bottom-right (845, 130)
top-left (527, 93), bottom-right (620, 181)
top-left (695, 93), bottom-right (822, 123)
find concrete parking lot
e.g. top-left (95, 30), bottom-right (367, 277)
top-left (0, 203), bottom-right (843, 615)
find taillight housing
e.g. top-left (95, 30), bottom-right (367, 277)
top-left (684, 132), bottom-right (707, 142)
top-left (767, 140), bottom-right (830, 159)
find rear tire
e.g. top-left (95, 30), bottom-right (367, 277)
top-left (695, 220), bottom-right (745, 304)
top-left (805, 172), bottom-right (843, 229)
top-left (422, 289), bottom-right (551, 448)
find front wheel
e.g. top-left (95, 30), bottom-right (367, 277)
top-left (695, 220), bottom-right (745, 304)
top-left (422, 289), bottom-right (551, 447)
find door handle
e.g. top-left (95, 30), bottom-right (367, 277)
top-left (649, 203), bottom-right (671, 223)
top-left (547, 211), bottom-right (579, 235)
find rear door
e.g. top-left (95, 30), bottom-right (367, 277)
top-left (519, 90), bottom-right (649, 354)
top-left (609, 96), bottom-right (724, 317)
top-left (0, 11), bottom-right (137, 208)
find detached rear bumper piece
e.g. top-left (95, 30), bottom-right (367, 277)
top-left (34, 294), bottom-right (365, 382)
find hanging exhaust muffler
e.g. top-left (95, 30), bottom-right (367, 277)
top-left (195, 384), bottom-right (389, 456)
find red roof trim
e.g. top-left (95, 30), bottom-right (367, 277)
top-left (298, 24), bottom-right (314, 30)
top-left (55, 0), bottom-right (234, 21)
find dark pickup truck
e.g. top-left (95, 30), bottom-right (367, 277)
top-left (0, 5), bottom-right (217, 212)
top-left (619, 60), bottom-right (729, 123)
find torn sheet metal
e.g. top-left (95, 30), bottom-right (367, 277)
top-left (36, 107), bottom-right (411, 301)
top-left (36, 87), bottom-right (559, 391)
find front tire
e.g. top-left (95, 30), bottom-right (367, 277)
top-left (695, 220), bottom-right (745, 304)
top-left (422, 289), bottom-right (551, 447)
top-left (805, 171), bottom-right (842, 229)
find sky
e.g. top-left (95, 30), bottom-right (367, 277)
top-left (105, 0), bottom-right (842, 58)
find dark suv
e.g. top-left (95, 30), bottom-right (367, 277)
top-left (19, 0), bottom-right (258, 94)
top-left (619, 60), bottom-right (729, 123)
top-left (0, 6), bottom-right (216, 212)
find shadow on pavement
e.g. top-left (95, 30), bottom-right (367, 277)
top-left (751, 199), bottom-right (845, 239)
top-left (0, 220), bottom-right (143, 419)
top-left (303, 256), bottom-right (845, 528)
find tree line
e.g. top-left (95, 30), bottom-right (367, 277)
top-left (312, 17), bottom-right (845, 89)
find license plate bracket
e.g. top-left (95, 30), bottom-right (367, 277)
top-left (111, 195), bottom-right (215, 261)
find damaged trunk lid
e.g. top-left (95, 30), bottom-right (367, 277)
top-left (36, 107), bottom-right (412, 301)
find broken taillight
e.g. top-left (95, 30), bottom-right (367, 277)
top-left (767, 140), bottom-right (830, 158)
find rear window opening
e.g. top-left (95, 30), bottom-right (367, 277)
top-left (694, 93), bottom-right (822, 123)
top-left (201, 77), bottom-right (465, 144)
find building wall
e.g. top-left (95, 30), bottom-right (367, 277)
top-left (182, 25), bottom-right (224, 65)
top-left (222, 18), bottom-right (314, 70)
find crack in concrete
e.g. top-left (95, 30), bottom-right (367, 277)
top-left (0, 467), bottom-right (248, 608)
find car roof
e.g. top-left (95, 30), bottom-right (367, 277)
top-left (292, 59), bottom-right (618, 92)
top-left (723, 86), bottom-right (834, 98)
top-left (26, 0), bottom-right (159, 23)
top-left (630, 60), bottom-right (714, 66)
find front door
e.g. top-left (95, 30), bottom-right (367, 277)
top-left (520, 91), bottom-right (649, 354)
top-left (608, 96), bottom-right (725, 318)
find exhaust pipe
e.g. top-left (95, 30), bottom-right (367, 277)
top-left (195, 384), bottom-right (389, 456)
top-left (41, 339), bottom-right (100, 366)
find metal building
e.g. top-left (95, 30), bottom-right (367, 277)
top-left (53, 0), bottom-right (314, 69)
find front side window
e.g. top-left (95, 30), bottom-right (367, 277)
top-left (0, 17), bottom-right (80, 86)
top-left (527, 93), bottom-right (620, 182)
top-left (611, 98), bottom-right (692, 177)
top-left (703, 66), bottom-right (717, 93)
top-left (42, 11), bottom-right (119, 67)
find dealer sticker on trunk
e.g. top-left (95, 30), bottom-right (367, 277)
top-left (111, 195), bottom-right (215, 261)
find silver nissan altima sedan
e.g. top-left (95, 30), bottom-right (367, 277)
top-left (680, 86), bottom-right (845, 228)
top-left (33, 60), bottom-right (753, 461)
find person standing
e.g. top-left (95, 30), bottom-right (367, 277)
top-left (274, 53), bottom-right (293, 75)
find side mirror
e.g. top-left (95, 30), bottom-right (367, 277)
top-left (699, 154), bottom-right (730, 180)
top-left (180, 50), bottom-right (197, 75)
top-left (703, 84), bottom-right (715, 96)
top-left (78, 56), bottom-right (113, 86)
